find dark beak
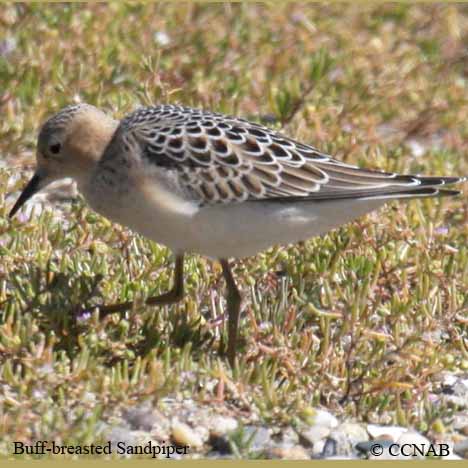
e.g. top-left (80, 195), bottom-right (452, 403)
top-left (9, 173), bottom-right (43, 218)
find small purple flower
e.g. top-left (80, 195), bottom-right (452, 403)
top-left (76, 310), bottom-right (92, 323)
top-left (435, 226), bottom-right (449, 236)
top-left (17, 211), bottom-right (29, 223)
top-left (0, 37), bottom-right (17, 57)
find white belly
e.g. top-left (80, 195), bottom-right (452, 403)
top-left (184, 199), bottom-right (385, 258)
top-left (85, 178), bottom-right (385, 258)
top-left (83, 169), bottom-right (386, 259)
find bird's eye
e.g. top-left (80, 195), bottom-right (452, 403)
top-left (49, 143), bottom-right (61, 154)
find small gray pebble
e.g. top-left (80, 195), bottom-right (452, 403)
top-left (454, 438), bottom-right (468, 458)
top-left (242, 426), bottom-right (272, 452)
top-left (338, 422), bottom-right (369, 445)
top-left (327, 429), bottom-right (353, 456)
top-left (300, 425), bottom-right (331, 446)
top-left (278, 427), bottom-right (300, 447)
top-left (107, 426), bottom-right (137, 449)
top-left (123, 405), bottom-right (159, 431)
top-left (320, 438), bottom-right (337, 458)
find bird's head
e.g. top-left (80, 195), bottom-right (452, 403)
top-left (9, 103), bottom-right (118, 218)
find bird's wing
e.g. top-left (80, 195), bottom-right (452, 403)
top-left (120, 105), bottom-right (464, 204)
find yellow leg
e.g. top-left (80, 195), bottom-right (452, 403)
top-left (98, 254), bottom-right (185, 318)
top-left (220, 259), bottom-right (242, 367)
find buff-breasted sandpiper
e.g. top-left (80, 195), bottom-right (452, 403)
top-left (9, 103), bottom-right (466, 365)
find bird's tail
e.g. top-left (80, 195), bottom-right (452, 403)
top-left (352, 175), bottom-right (466, 202)
top-left (267, 175), bottom-right (466, 203)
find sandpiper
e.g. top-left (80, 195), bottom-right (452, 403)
top-left (9, 103), bottom-right (466, 365)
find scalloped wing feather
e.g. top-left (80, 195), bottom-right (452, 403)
top-left (117, 105), bottom-right (464, 205)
